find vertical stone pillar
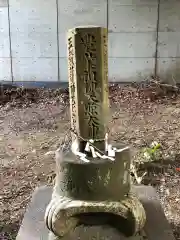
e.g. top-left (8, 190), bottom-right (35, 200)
top-left (44, 27), bottom-right (146, 240)
top-left (67, 27), bottom-right (109, 151)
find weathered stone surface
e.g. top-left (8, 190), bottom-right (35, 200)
top-left (45, 193), bottom-right (146, 237)
top-left (46, 147), bottom-right (146, 238)
top-left (67, 26), bottom-right (109, 151)
top-left (45, 26), bottom-right (146, 239)
top-left (16, 185), bottom-right (175, 240)
top-left (53, 147), bottom-right (131, 201)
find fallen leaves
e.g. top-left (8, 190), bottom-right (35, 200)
top-left (0, 82), bottom-right (180, 239)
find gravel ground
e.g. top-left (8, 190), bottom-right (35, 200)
top-left (0, 83), bottom-right (180, 239)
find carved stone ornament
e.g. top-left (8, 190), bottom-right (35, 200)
top-left (45, 193), bottom-right (146, 238)
top-left (45, 147), bottom-right (146, 238)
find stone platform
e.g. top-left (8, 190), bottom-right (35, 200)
top-left (16, 185), bottom-right (175, 240)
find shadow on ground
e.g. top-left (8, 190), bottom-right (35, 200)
top-left (171, 223), bottom-right (180, 240)
top-left (0, 220), bottom-right (20, 240)
top-left (138, 158), bottom-right (180, 186)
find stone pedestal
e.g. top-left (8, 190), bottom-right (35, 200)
top-left (53, 147), bottom-right (131, 201)
top-left (45, 147), bottom-right (146, 239)
top-left (16, 185), bottom-right (175, 240)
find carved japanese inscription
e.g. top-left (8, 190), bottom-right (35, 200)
top-left (81, 32), bottom-right (100, 139)
top-left (67, 35), bottom-right (77, 135)
top-left (67, 27), bottom-right (109, 144)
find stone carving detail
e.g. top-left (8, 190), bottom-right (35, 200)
top-left (80, 32), bottom-right (102, 139)
top-left (45, 193), bottom-right (146, 238)
top-left (67, 35), bottom-right (77, 138)
top-left (67, 27), bottom-right (108, 142)
top-left (102, 30), bottom-right (109, 101)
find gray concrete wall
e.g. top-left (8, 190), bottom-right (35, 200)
top-left (0, 0), bottom-right (11, 81)
top-left (108, 0), bottom-right (158, 82)
top-left (58, 0), bottom-right (107, 82)
top-left (157, 0), bottom-right (180, 83)
top-left (0, 0), bottom-right (179, 84)
top-left (9, 0), bottom-right (58, 82)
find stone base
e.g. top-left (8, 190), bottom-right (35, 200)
top-left (45, 193), bottom-right (146, 237)
top-left (16, 185), bottom-right (175, 240)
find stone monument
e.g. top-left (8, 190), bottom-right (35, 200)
top-left (44, 26), bottom-right (146, 239)
top-left (16, 27), bottom-right (175, 240)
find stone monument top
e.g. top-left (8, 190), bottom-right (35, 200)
top-left (67, 26), bottom-right (109, 153)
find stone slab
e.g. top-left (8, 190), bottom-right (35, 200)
top-left (16, 185), bottom-right (175, 240)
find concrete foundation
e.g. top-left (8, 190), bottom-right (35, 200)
top-left (16, 185), bottom-right (175, 240)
